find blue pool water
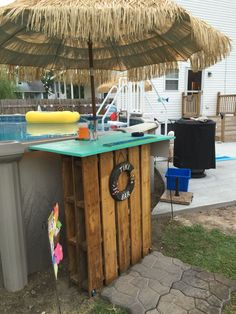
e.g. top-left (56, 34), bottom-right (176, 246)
top-left (0, 115), bottom-right (26, 123)
top-left (0, 122), bottom-right (77, 142)
top-left (0, 115), bottom-right (111, 142)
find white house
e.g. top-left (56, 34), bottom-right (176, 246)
top-left (16, 80), bottom-right (91, 100)
top-left (143, 0), bottom-right (236, 122)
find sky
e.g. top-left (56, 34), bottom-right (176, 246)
top-left (0, 0), bottom-right (15, 7)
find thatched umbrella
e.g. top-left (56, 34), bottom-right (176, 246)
top-left (0, 0), bottom-right (231, 127)
top-left (97, 80), bottom-right (152, 94)
top-left (97, 81), bottom-right (118, 94)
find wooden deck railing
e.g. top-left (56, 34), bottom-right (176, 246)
top-left (216, 92), bottom-right (236, 115)
top-left (0, 98), bottom-right (104, 115)
top-left (182, 91), bottom-right (202, 118)
top-left (220, 113), bottom-right (226, 142)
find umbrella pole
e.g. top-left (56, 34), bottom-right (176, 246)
top-left (88, 37), bottom-right (97, 134)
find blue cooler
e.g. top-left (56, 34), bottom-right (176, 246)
top-left (165, 168), bottom-right (191, 192)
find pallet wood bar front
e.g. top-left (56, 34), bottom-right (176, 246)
top-left (141, 144), bottom-right (152, 256)
top-left (82, 156), bottom-right (104, 292)
top-left (114, 149), bottom-right (130, 273)
top-left (99, 152), bottom-right (118, 284)
top-left (62, 158), bottom-right (77, 277)
top-left (61, 146), bottom-right (152, 293)
top-left (128, 147), bottom-right (142, 265)
top-left (30, 133), bottom-right (172, 295)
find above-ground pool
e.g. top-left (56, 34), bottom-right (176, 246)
top-left (0, 114), bottom-right (77, 141)
top-left (0, 115), bottom-right (112, 142)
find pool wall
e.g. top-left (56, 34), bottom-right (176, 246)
top-left (0, 144), bottom-right (65, 291)
top-left (19, 151), bottom-right (65, 274)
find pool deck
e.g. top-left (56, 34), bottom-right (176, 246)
top-left (152, 142), bottom-right (236, 216)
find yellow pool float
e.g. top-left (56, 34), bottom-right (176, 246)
top-left (26, 111), bottom-right (80, 124)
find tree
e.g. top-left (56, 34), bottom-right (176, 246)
top-left (41, 71), bottom-right (54, 96)
top-left (0, 74), bottom-right (17, 99)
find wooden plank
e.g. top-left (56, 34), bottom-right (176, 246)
top-left (160, 191), bottom-right (193, 205)
top-left (196, 92), bottom-right (202, 116)
top-left (128, 147), bottom-right (142, 265)
top-left (221, 115), bottom-right (226, 142)
top-left (114, 149), bottom-right (130, 273)
top-left (65, 196), bottom-right (75, 204)
top-left (216, 92), bottom-right (221, 115)
top-left (99, 152), bottom-right (118, 284)
top-left (182, 92), bottom-right (186, 117)
top-left (140, 145), bottom-right (152, 257)
top-left (62, 157), bottom-right (77, 275)
top-left (68, 236), bottom-right (77, 245)
top-left (73, 158), bottom-right (87, 290)
top-left (82, 155), bottom-right (103, 294)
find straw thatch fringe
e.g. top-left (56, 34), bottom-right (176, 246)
top-left (97, 78), bottom-right (152, 93)
top-left (127, 62), bottom-right (179, 82)
top-left (189, 17), bottom-right (231, 71)
top-left (0, 0), bottom-right (232, 79)
top-left (2, 62), bottom-right (180, 85)
top-left (97, 81), bottom-right (118, 93)
top-left (1, 65), bottom-right (115, 85)
top-left (2, 0), bottom-right (185, 41)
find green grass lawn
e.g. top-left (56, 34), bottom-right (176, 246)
top-left (224, 293), bottom-right (236, 314)
top-left (90, 300), bottom-right (128, 314)
top-left (154, 220), bottom-right (236, 314)
top-left (159, 222), bottom-right (236, 280)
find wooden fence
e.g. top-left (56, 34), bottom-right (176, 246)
top-left (216, 92), bottom-right (236, 115)
top-left (182, 92), bottom-right (202, 118)
top-left (0, 98), bottom-right (104, 115)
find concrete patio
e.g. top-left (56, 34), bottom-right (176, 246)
top-left (152, 142), bottom-right (236, 216)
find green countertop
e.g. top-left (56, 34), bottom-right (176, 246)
top-left (29, 133), bottom-right (173, 157)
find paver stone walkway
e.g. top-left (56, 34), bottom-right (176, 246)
top-left (102, 252), bottom-right (236, 314)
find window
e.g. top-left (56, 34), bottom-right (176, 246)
top-left (43, 92), bottom-right (48, 99)
top-left (60, 82), bottom-right (65, 94)
top-left (15, 92), bottom-right (23, 99)
top-left (80, 86), bottom-right (85, 99)
top-left (65, 84), bottom-right (84, 99)
top-left (25, 92), bottom-right (41, 99)
top-left (165, 69), bottom-right (179, 91)
top-left (73, 85), bottom-right (80, 99)
top-left (66, 84), bottom-right (72, 99)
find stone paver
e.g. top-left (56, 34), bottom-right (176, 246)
top-left (158, 289), bottom-right (195, 312)
top-left (172, 280), bottom-right (211, 299)
top-left (146, 309), bottom-right (160, 314)
top-left (131, 277), bottom-right (149, 289)
top-left (195, 298), bottom-right (221, 314)
top-left (101, 252), bottom-right (236, 314)
top-left (189, 310), bottom-right (205, 314)
top-left (138, 286), bottom-right (159, 309)
top-left (182, 269), bottom-right (209, 290)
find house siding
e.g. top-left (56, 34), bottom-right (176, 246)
top-left (145, 0), bottom-right (236, 120)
